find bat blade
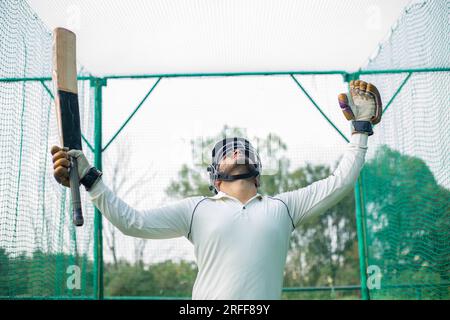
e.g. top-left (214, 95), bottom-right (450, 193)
top-left (52, 28), bottom-right (82, 150)
top-left (52, 27), bottom-right (83, 227)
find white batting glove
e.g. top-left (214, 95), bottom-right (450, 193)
top-left (338, 80), bottom-right (382, 135)
top-left (67, 149), bottom-right (93, 180)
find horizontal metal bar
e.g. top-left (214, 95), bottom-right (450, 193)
top-left (105, 296), bottom-right (189, 300)
top-left (0, 76), bottom-right (92, 82)
top-left (0, 296), bottom-right (95, 300)
top-left (1, 67), bottom-right (448, 83)
top-left (283, 285), bottom-right (361, 292)
top-left (100, 67), bottom-right (450, 79)
top-left (381, 282), bottom-right (450, 289)
top-left (283, 282), bottom-right (450, 293)
top-left (101, 70), bottom-right (347, 79)
top-left (0, 72), bottom-right (344, 82)
top-left (358, 67), bottom-right (450, 75)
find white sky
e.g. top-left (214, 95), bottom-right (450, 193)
top-left (26, 0), bottom-right (414, 264)
top-left (28, 0), bottom-right (411, 75)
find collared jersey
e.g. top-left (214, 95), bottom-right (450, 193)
top-left (88, 134), bottom-right (368, 299)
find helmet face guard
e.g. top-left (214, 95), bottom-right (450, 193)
top-left (207, 137), bottom-right (262, 194)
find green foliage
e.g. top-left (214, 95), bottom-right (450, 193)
top-left (105, 263), bottom-right (156, 296)
top-left (104, 260), bottom-right (197, 297)
top-left (0, 249), bottom-right (197, 298)
top-left (165, 164), bottom-right (211, 198)
top-left (0, 248), bottom-right (93, 298)
top-left (363, 146), bottom-right (450, 299)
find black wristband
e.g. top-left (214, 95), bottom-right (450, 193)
top-left (80, 167), bottom-right (103, 191)
top-left (352, 121), bottom-right (373, 136)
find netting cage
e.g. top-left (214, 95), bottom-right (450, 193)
top-left (0, 0), bottom-right (448, 300)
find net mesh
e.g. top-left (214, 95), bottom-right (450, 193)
top-left (0, 0), bottom-right (448, 300)
top-left (0, 0), bottom-right (95, 298)
top-left (360, 0), bottom-right (449, 299)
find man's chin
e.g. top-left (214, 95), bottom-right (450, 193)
top-left (223, 164), bottom-right (250, 176)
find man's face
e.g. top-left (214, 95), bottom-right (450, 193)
top-left (218, 148), bottom-right (251, 175)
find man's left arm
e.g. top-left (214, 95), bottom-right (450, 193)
top-left (276, 133), bottom-right (367, 227)
top-left (276, 80), bottom-right (382, 227)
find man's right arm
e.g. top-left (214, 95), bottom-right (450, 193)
top-left (51, 145), bottom-right (200, 239)
top-left (88, 179), bottom-right (200, 239)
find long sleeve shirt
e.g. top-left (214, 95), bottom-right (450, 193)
top-left (88, 133), bottom-right (368, 299)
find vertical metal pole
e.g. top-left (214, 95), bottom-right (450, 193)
top-left (344, 72), bottom-right (370, 300)
top-left (92, 78), bottom-right (105, 300)
top-left (355, 176), bottom-right (370, 300)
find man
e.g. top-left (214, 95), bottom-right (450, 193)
top-left (51, 80), bottom-right (382, 299)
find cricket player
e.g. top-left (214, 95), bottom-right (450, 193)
top-left (51, 80), bottom-right (382, 299)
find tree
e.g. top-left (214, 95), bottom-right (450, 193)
top-left (105, 262), bottom-right (155, 296)
top-left (103, 260), bottom-right (197, 297)
top-left (362, 145), bottom-right (450, 299)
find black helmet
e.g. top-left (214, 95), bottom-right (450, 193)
top-left (207, 137), bottom-right (262, 194)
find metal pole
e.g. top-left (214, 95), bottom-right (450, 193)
top-left (92, 78), bottom-right (106, 300)
top-left (355, 176), bottom-right (370, 300)
top-left (344, 74), bottom-right (370, 300)
top-left (1, 67), bottom-right (447, 83)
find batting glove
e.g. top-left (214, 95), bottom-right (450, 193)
top-left (338, 80), bottom-right (382, 135)
top-left (51, 146), bottom-right (93, 187)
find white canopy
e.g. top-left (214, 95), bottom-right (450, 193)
top-left (28, 0), bottom-right (410, 76)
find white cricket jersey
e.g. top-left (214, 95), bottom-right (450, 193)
top-left (88, 134), bottom-right (368, 300)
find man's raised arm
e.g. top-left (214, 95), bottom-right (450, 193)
top-left (276, 80), bottom-right (382, 227)
top-left (51, 146), bottom-right (201, 239)
top-left (88, 178), bottom-right (202, 238)
top-left (276, 133), bottom-right (367, 227)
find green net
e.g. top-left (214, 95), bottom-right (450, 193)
top-left (359, 0), bottom-right (450, 299)
top-left (0, 0), bottom-right (448, 300)
top-left (0, 0), bottom-right (96, 298)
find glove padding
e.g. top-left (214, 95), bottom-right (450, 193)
top-left (51, 146), bottom-right (92, 187)
top-left (338, 80), bottom-right (382, 135)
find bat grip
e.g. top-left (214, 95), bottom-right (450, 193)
top-left (69, 156), bottom-right (84, 227)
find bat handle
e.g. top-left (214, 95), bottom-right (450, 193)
top-left (69, 156), bottom-right (84, 227)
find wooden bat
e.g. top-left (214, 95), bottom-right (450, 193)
top-left (52, 27), bottom-right (83, 226)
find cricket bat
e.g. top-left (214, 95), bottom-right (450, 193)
top-left (52, 27), bottom-right (83, 226)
